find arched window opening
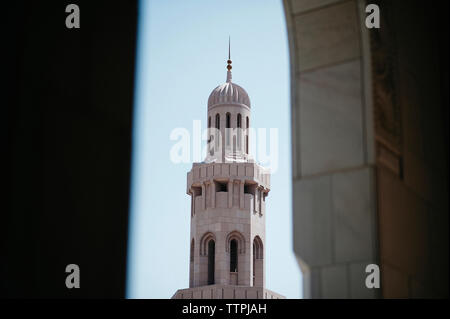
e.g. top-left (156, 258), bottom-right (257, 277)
top-left (189, 238), bottom-right (195, 288)
top-left (253, 236), bottom-right (263, 259)
top-left (208, 116), bottom-right (211, 128)
top-left (207, 240), bottom-right (215, 285)
top-left (190, 238), bottom-right (195, 262)
top-left (253, 242), bottom-right (256, 285)
top-left (237, 113), bottom-right (241, 128)
top-left (196, 231), bottom-right (216, 287)
top-left (230, 239), bottom-right (238, 272)
top-left (226, 113), bottom-right (231, 146)
top-left (215, 113), bottom-right (220, 129)
top-left (253, 236), bottom-right (263, 287)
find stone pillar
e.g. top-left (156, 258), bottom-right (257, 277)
top-left (239, 180), bottom-right (244, 209)
top-left (190, 191), bottom-right (194, 217)
top-left (201, 183), bottom-right (206, 211)
top-left (215, 235), bottom-right (227, 285)
top-left (228, 181), bottom-right (233, 208)
top-left (253, 186), bottom-right (257, 214)
top-left (284, 0), bottom-right (379, 298)
top-left (211, 180), bottom-right (216, 208)
top-left (241, 240), bottom-right (251, 286)
top-left (204, 181), bottom-right (211, 209)
top-left (233, 180), bottom-right (239, 207)
top-left (258, 187), bottom-right (263, 215)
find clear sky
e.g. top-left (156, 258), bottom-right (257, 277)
top-left (127, 0), bottom-right (302, 299)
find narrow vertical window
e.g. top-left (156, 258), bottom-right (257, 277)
top-left (226, 113), bottom-right (231, 146)
top-left (253, 242), bottom-right (256, 285)
top-left (215, 114), bottom-right (220, 129)
top-left (208, 116), bottom-right (211, 128)
top-left (237, 114), bottom-right (242, 149)
top-left (253, 236), bottom-right (263, 287)
top-left (190, 238), bottom-right (195, 288)
top-left (207, 240), bottom-right (215, 285)
top-left (230, 239), bottom-right (238, 272)
top-left (246, 116), bottom-right (249, 129)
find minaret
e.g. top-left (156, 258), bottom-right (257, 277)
top-left (172, 43), bottom-right (284, 299)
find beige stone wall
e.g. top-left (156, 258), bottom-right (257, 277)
top-left (187, 161), bottom-right (269, 289)
top-left (285, 0), bottom-right (448, 298)
top-left (284, 0), bottom-right (379, 298)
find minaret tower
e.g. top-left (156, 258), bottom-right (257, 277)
top-left (172, 41), bottom-right (284, 299)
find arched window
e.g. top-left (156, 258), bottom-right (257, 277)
top-left (230, 239), bottom-right (238, 272)
top-left (226, 113), bottom-right (231, 146)
top-left (199, 232), bottom-right (216, 285)
top-left (207, 240), bottom-right (215, 285)
top-left (215, 113), bottom-right (220, 129)
top-left (237, 114), bottom-right (242, 149)
top-left (246, 116), bottom-right (249, 129)
top-left (253, 243), bottom-right (256, 285)
top-left (208, 116), bottom-right (211, 128)
top-left (190, 238), bottom-right (194, 262)
top-left (189, 238), bottom-right (195, 287)
top-left (253, 236), bottom-right (263, 287)
top-left (226, 231), bottom-right (245, 254)
top-left (226, 231), bottom-right (245, 285)
top-left (253, 236), bottom-right (263, 259)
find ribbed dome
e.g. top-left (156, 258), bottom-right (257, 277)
top-left (208, 78), bottom-right (251, 109)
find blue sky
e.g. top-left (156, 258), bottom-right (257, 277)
top-left (127, 0), bottom-right (302, 298)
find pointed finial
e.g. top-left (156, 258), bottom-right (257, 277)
top-left (228, 36), bottom-right (231, 60)
top-left (226, 36), bottom-right (232, 82)
top-left (227, 36), bottom-right (232, 71)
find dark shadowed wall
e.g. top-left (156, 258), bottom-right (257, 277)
top-left (3, 1), bottom-right (138, 298)
top-left (285, 0), bottom-right (448, 298)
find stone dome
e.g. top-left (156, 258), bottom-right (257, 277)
top-left (207, 71), bottom-right (251, 109)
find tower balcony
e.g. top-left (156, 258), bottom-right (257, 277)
top-left (187, 162), bottom-right (270, 194)
top-left (187, 162), bottom-right (269, 216)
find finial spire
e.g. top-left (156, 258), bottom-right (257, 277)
top-left (226, 36), bottom-right (232, 82)
top-left (228, 36), bottom-right (231, 60)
